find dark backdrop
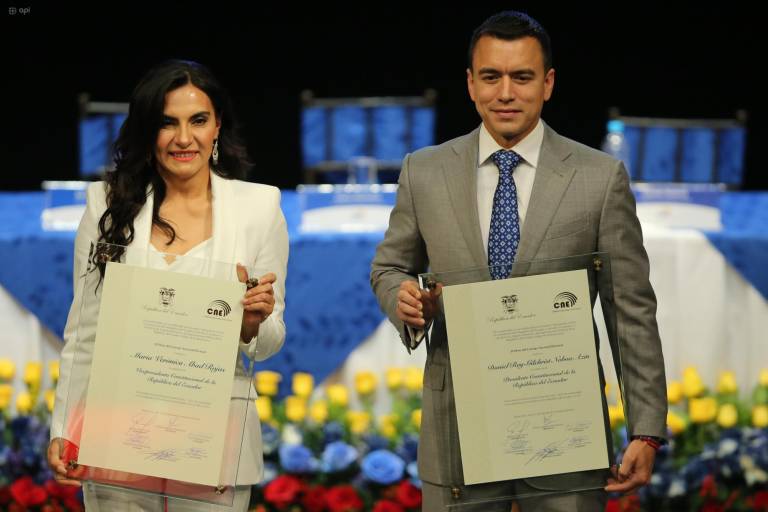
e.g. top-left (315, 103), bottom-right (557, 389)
top-left (4, 4), bottom-right (765, 190)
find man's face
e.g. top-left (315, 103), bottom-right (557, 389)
top-left (467, 35), bottom-right (555, 149)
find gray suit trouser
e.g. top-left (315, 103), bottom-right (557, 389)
top-left (421, 481), bottom-right (606, 511)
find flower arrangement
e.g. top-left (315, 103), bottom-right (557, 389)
top-left (0, 359), bottom-right (83, 511)
top-left (251, 368), bottom-right (424, 511)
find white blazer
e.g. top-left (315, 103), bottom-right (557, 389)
top-left (51, 171), bottom-right (289, 485)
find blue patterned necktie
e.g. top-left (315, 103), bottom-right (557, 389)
top-left (488, 150), bottom-right (522, 280)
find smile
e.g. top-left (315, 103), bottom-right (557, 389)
top-left (169, 152), bottom-right (198, 162)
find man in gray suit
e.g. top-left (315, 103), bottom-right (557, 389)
top-left (371, 10), bottom-right (667, 511)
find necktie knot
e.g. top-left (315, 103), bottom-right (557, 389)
top-left (491, 150), bottom-right (521, 176)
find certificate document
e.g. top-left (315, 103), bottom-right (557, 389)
top-left (78, 262), bottom-right (244, 486)
top-left (442, 269), bottom-right (608, 484)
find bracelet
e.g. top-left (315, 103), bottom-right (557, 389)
top-left (632, 435), bottom-right (662, 450)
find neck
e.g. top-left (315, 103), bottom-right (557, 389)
top-left (159, 168), bottom-right (211, 202)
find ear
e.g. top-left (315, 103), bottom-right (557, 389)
top-left (214, 117), bottom-right (222, 139)
top-left (543, 68), bottom-right (555, 102)
top-left (466, 68), bottom-right (476, 102)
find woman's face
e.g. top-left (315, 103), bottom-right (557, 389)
top-left (154, 83), bottom-right (220, 181)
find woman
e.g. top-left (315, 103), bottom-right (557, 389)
top-left (47, 60), bottom-right (288, 510)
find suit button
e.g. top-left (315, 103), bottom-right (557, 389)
top-left (451, 487), bottom-right (461, 499)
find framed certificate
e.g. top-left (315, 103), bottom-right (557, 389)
top-left (418, 253), bottom-right (629, 508)
top-left (58, 242), bottom-right (259, 505)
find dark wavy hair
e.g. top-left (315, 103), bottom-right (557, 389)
top-left (97, 60), bottom-right (251, 258)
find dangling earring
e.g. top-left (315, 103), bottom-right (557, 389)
top-left (212, 139), bottom-right (219, 166)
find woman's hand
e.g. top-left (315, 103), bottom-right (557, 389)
top-left (236, 264), bottom-right (276, 342)
top-left (47, 438), bottom-right (82, 487)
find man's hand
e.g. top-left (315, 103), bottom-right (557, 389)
top-left (605, 439), bottom-right (656, 494)
top-left (396, 280), bottom-right (441, 328)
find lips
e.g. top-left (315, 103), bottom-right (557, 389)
top-left (169, 151), bottom-right (198, 162)
top-left (492, 109), bottom-right (522, 119)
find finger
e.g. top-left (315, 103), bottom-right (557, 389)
top-left (399, 301), bottom-right (423, 318)
top-left (258, 273), bottom-right (277, 284)
top-left (53, 475), bottom-right (82, 487)
top-left (244, 283), bottom-right (273, 298)
top-left (401, 280), bottom-right (422, 297)
top-left (236, 263), bottom-right (249, 284)
top-left (397, 309), bottom-right (426, 327)
top-left (398, 290), bottom-right (423, 310)
top-left (243, 293), bottom-right (274, 306)
top-left (604, 475), bottom-right (643, 493)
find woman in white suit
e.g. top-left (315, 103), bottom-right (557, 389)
top-left (47, 60), bottom-right (288, 511)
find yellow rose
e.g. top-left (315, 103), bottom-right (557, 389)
top-left (44, 389), bottom-right (56, 413)
top-left (404, 367), bottom-right (424, 392)
top-left (717, 371), bottom-right (738, 395)
top-left (310, 400), bottom-right (328, 424)
top-left (292, 372), bottom-right (314, 398)
top-left (24, 362), bottom-right (42, 389)
top-left (717, 403), bottom-right (739, 428)
top-left (759, 369), bottom-right (768, 387)
top-left (682, 367), bottom-right (705, 398)
top-left (255, 371), bottom-right (282, 397)
top-left (327, 384), bottom-right (349, 406)
top-left (285, 396), bottom-right (307, 423)
top-left (689, 397), bottom-right (718, 423)
top-left (667, 411), bottom-right (687, 435)
top-left (753, 405), bottom-right (768, 428)
top-left (411, 409), bottom-right (422, 429)
top-left (386, 368), bottom-right (403, 390)
top-left (355, 371), bottom-right (377, 396)
top-left (608, 405), bottom-right (625, 429)
top-left (380, 414), bottom-right (398, 439)
top-left (0, 385), bottom-right (12, 410)
top-left (347, 411), bottom-right (371, 434)
top-left (667, 381), bottom-right (683, 405)
top-left (255, 396), bottom-right (272, 421)
top-left (16, 392), bottom-right (33, 414)
top-left (0, 358), bottom-right (15, 381)
top-left (49, 360), bottom-right (60, 384)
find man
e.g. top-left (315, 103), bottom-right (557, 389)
top-left (370, 10), bottom-right (667, 511)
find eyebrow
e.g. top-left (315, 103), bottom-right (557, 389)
top-left (162, 111), bottom-right (212, 120)
top-left (477, 67), bottom-right (536, 76)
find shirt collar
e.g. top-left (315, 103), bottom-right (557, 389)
top-left (478, 119), bottom-right (544, 169)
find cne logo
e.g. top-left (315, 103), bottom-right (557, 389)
top-left (500, 295), bottom-right (518, 314)
top-left (159, 287), bottom-right (176, 309)
top-left (553, 292), bottom-right (577, 309)
top-left (207, 300), bottom-right (232, 318)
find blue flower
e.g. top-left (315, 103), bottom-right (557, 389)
top-left (396, 433), bottom-right (419, 463)
top-left (361, 449), bottom-right (405, 485)
top-left (261, 422), bottom-right (280, 456)
top-left (279, 444), bottom-right (318, 473)
top-left (362, 433), bottom-right (390, 452)
top-left (407, 461), bottom-right (421, 489)
top-left (321, 441), bottom-right (358, 473)
top-left (323, 421), bottom-right (345, 444)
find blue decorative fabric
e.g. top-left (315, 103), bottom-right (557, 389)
top-left (2, 191), bottom-right (767, 392)
top-left (0, 192), bottom-right (386, 398)
top-left (488, 150), bottom-right (521, 280)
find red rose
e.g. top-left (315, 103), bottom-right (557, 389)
top-left (395, 481), bottom-right (422, 509)
top-left (700, 474), bottom-right (718, 498)
top-left (302, 485), bottom-right (328, 512)
top-left (754, 491), bottom-right (768, 510)
top-left (373, 499), bottom-right (405, 512)
top-left (264, 475), bottom-right (306, 509)
top-left (325, 485), bottom-right (363, 512)
top-left (10, 477), bottom-right (47, 507)
top-left (0, 486), bottom-right (12, 504)
top-left (605, 499), bottom-right (620, 512)
top-left (700, 503), bottom-right (724, 512)
top-left (44, 479), bottom-right (81, 500)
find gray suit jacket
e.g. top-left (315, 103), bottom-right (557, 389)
top-left (371, 123), bottom-right (667, 489)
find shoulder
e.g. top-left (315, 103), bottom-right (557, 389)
top-left (407, 129), bottom-right (477, 167)
top-left (222, 178), bottom-right (282, 214)
top-left (545, 127), bottom-right (622, 177)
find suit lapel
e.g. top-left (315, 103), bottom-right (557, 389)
top-left (442, 127), bottom-right (488, 268)
top-left (516, 125), bottom-right (576, 263)
top-left (210, 172), bottom-right (238, 275)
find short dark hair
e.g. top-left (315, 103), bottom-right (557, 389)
top-left (468, 11), bottom-right (553, 71)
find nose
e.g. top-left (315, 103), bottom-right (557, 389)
top-left (175, 124), bottom-right (192, 147)
top-left (499, 76), bottom-right (515, 102)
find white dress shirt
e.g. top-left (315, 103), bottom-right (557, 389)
top-left (477, 119), bottom-right (544, 257)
